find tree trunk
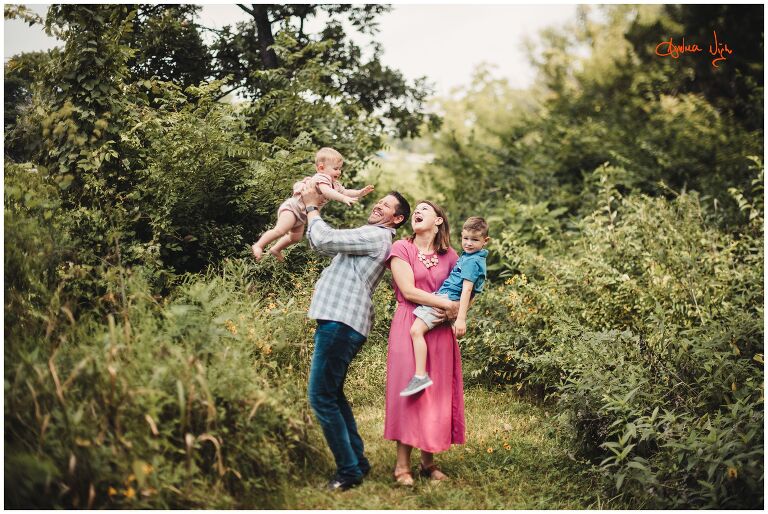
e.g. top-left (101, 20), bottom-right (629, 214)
top-left (252, 4), bottom-right (278, 69)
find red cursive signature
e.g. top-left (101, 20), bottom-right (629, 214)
top-left (655, 30), bottom-right (733, 69)
top-left (708, 30), bottom-right (733, 68)
top-left (655, 37), bottom-right (702, 59)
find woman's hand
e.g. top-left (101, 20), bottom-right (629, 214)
top-left (430, 300), bottom-right (460, 323)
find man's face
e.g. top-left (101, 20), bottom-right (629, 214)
top-left (368, 195), bottom-right (403, 227)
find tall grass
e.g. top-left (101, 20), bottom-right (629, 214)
top-left (4, 257), bottom-right (327, 508)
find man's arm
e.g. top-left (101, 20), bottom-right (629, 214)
top-left (453, 279), bottom-right (475, 338)
top-left (303, 179), bottom-right (383, 255)
top-left (307, 218), bottom-right (386, 256)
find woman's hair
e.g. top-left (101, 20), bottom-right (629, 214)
top-left (407, 200), bottom-right (451, 255)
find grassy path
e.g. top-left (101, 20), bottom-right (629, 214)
top-left (278, 345), bottom-right (621, 509)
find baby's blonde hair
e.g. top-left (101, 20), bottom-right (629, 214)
top-left (315, 147), bottom-right (344, 166)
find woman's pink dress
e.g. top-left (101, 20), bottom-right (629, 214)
top-left (384, 239), bottom-right (466, 453)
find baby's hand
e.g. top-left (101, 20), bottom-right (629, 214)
top-left (453, 319), bottom-right (467, 339)
top-left (342, 196), bottom-right (358, 207)
top-left (360, 185), bottom-right (375, 197)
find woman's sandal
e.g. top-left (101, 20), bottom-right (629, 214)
top-left (393, 466), bottom-right (414, 486)
top-left (419, 462), bottom-right (448, 481)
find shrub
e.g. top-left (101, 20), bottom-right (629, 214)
top-left (461, 165), bottom-right (764, 508)
top-left (4, 260), bottom-right (323, 508)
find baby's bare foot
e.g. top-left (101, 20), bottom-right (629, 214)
top-left (251, 244), bottom-right (264, 261)
top-left (269, 247), bottom-right (285, 262)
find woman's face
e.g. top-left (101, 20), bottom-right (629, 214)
top-left (411, 202), bottom-right (443, 234)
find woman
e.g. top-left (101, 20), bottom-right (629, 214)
top-left (384, 200), bottom-right (466, 485)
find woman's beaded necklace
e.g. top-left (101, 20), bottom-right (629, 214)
top-left (416, 246), bottom-right (439, 269)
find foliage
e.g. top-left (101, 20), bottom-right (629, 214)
top-left (4, 258), bottom-right (322, 508)
top-left (211, 4), bottom-right (439, 138)
top-left (4, 3), bottom-right (764, 510)
top-left (127, 4), bottom-right (212, 88)
top-left (461, 164), bottom-right (764, 508)
top-left (427, 5), bottom-right (763, 222)
top-left (6, 4), bottom-right (420, 283)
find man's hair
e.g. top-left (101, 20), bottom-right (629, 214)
top-left (388, 191), bottom-right (411, 229)
top-left (463, 216), bottom-right (489, 237)
top-left (315, 147), bottom-right (344, 166)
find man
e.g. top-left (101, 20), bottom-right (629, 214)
top-left (300, 185), bottom-right (409, 491)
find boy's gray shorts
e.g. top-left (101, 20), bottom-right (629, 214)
top-left (413, 293), bottom-right (451, 330)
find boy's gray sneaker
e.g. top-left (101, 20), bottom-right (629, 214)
top-left (399, 375), bottom-right (433, 396)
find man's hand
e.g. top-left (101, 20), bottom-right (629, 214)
top-left (453, 318), bottom-right (467, 339)
top-left (300, 178), bottom-right (325, 208)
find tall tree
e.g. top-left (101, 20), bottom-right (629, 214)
top-left (212, 4), bottom-right (438, 138)
top-left (127, 4), bottom-right (213, 88)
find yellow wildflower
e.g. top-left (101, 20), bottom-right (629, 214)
top-left (224, 319), bottom-right (237, 335)
top-left (487, 447), bottom-right (494, 454)
top-left (107, 486), bottom-right (118, 497)
top-left (727, 467), bottom-right (738, 480)
top-left (503, 443), bottom-right (511, 450)
top-left (124, 487), bottom-right (136, 500)
top-left (142, 463), bottom-right (153, 475)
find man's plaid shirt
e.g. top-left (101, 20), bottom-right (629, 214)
top-left (306, 217), bottom-right (396, 337)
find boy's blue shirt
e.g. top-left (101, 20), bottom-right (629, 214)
top-left (436, 249), bottom-right (488, 301)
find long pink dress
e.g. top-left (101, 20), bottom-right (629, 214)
top-left (384, 239), bottom-right (466, 453)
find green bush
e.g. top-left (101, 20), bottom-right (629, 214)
top-left (4, 259), bottom-right (324, 508)
top-left (461, 165), bottom-right (764, 508)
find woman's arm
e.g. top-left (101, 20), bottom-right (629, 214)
top-left (390, 257), bottom-right (456, 310)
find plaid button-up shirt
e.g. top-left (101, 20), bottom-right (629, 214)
top-left (306, 217), bottom-right (396, 337)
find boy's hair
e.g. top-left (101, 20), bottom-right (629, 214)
top-left (315, 147), bottom-right (344, 166)
top-left (463, 216), bottom-right (489, 237)
top-left (388, 191), bottom-right (411, 230)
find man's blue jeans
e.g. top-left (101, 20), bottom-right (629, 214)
top-left (308, 320), bottom-right (370, 480)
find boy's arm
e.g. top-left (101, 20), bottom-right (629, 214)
top-left (318, 183), bottom-right (356, 206)
top-left (453, 279), bottom-right (475, 339)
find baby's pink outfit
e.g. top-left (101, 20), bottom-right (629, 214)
top-left (278, 173), bottom-right (345, 229)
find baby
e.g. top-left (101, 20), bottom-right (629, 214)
top-left (400, 216), bottom-right (490, 396)
top-left (251, 147), bottom-right (374, 261)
